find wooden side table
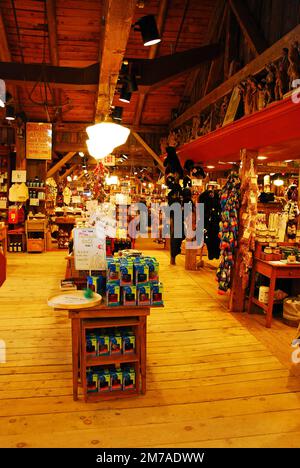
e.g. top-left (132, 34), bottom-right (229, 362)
top-left (65, 304), bottom-right (150, 402)
top-left (248, 258), bottom-right (300, 328)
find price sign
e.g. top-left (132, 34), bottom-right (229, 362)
top-left (73, 227), bottom-right (106, 271)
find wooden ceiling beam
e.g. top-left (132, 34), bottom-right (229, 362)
top-left (95, 0), bottom-right (136, 121)
top-left (228, 0), bottom-right (268, 56)
top-left (46, 0), bottom-right (61, 120)
top-left (132, 131), bottom-right (164, 169)
top-left (133, 0), bottom-right (169, 127)
top-left (60, 164), bottom-right (78, 181)
top-left (171, 23), bottom-right (300, 129)
top-left (47, 151), bottom-right (76, 178)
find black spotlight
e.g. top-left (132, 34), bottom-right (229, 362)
top-left (112, 106), bottom-right (123, 121)
top-left (5, 105), bottom-right (15, 121)
top-left (119, 84), bottom-right (131, 104)
top-left (125, 74), bottom-right (138, 92)
top-left (134, 15), bottom-right (161, 47)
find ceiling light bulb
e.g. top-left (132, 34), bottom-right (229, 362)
top-left (5, 105), bottom-right (15, 120)
top-left (86, 120), bottom-right (130, 150)
top-left (207, 165), bottom-right (215, 169)
top-left (257, 156), bottom-right (267, 160)
top-left (135, 15), bottom-right (161, 47)
top-left (273, 178), bottom-right (284, 187)
top-left (79, 152), bottom-right (84, 157)
top-left (67, 175), bottom-right (72, 182)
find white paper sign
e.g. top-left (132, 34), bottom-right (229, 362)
top-left (73, 227), bottom-right (106, 271)
top-left (12, 170), bottom-right (27, 183)
top-left (0, 200), bottom-right (7, 209)
top-left (29, 198), bottom-right (39, 206)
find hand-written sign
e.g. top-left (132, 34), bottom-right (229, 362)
top-left (26, 123), bottom-right (52, 160)
top-left (73, 228), bottom-right (106, 271)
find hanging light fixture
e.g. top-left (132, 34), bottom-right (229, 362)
top-left (86, 139), bottom-right (113, 160)
top-left (0, 80), bottom-right (5, 107)
top-left (86, 117), bottom-right (130, 161)
top-left (133, 15), bottom-right (161, 46)
top-left (5, 105), bottom-right (15, 121)
top-left (119, 84), bottom-right (132, 103)
top-left (111, 106), bottom-right (123, 121)
top-left (273, 176), bottom-right (284, 187)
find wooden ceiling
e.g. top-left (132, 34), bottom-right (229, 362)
top-left (0, 0), bottom-right (217, 125)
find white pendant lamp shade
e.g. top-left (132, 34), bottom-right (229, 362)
top-left (86, 121), bottom-right (130, 149)
top-left (86, 139), bottom-right (113, 160)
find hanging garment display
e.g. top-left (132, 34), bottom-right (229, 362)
top-left (198, 189), bottom-right (221, 260)
top-left (216, 172), bottom-right (241, 294)
top-left (8, 183), bottom-right (29, 203)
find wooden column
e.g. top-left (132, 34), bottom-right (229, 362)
top-left (229, 149), bottom-right (258, 312)
top-left (15, 133), bottom-right (26, 170)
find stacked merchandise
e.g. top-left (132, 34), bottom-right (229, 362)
top-left (217, 173), bottom-right (241, 294)
top-left (87, 365), bottom-right (136, 394)
top-left (86, 327), bottom-right (135, 357)
top-left (105, 256), bottom-right (163, 307)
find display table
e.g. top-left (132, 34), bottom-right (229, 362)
top-left (62, 304), bottom-right (150, 402)
top-left (248, 258), bottom-right (300, 328)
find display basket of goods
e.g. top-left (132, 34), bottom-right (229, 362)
top-left (47, 290), bottom-right (102, 309)
top-left (283, 296), bottom-right (300, 327)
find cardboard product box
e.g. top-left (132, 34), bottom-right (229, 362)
top-left (122, 285), bottom-right (137, 306)
top-left (86, 333), bottom-right (97, 357)
top-left (86, 368), bottom-right (98, 393)
top-left (134, 259), bottom-right (149, 284)
top-left (98, 369), bottom-right (110, 393)
top-left (145, 257), bottom-right (159, 283)
top-left (110, 367), bottom-right (123, 391)
top-left (122, 332), bottom-right (135, 354)
top-left (106, 283), bottom-right (120, 306)
top-left (107, 259), bottom-right (120, 284)
top-left (137, 283), bottom-right (151, 306)
top-left (109, 334), bottom-right (122, 355)
top-left (122, 367), bottom-right (136, 390)
top-left (151, 282), bottom-right (164, 306)
top-left (97, 334), bottom-right (110, 356)
top-left (120, 260), bottom-right (134, 286)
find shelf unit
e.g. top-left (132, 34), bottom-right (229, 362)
top-left (25, 219), bottom-right (47, 252)
top-left (0, 147), bottom-right (10, 223)
top-left (66, 305), bottom-right (150, 402)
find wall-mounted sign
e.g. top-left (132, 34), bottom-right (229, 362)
top-left (103, 154), bottom-right (115, 166)
top-left (11, 170), bottom-right (27, 183)
top-left (26, 122), bottom-right (52, 160)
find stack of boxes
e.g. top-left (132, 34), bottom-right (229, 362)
top-left (87, 365), bottom-right (136, 393)
top-left (86, 328), bottom-right (135, 357)
top-left (105, 256), bottom-right (163, 306)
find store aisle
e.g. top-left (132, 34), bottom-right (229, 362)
top-left (0, 251), bottom-right (300, 448)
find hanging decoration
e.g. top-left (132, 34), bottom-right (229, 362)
top-left (217, 172), bottom-right (241, 294)
top-left (89, 163), bottom-right (107, 203)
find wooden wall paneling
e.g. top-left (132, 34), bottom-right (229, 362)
top-left (171, 23), bottom-right (300, 129)
top-left (228, 0), bottom-right (268, 56)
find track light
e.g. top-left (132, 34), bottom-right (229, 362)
top-left (5, 105), bottom-right (15, 121)
top-left (134, 15), bottom-right (161, 47)
top-left (119, 84), bottom-right (131, 103)
top-left (111, 106), bottom-right (123, 121)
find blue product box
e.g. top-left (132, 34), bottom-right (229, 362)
top-left (98, 369), bottom-right (110, 393)
top-left (150, 282), bottom-right (164, 306)
top-left (86, 368), bottom-right (98, 393)
top-left (134, 259), bottom-right (149, 284)
top-left (106, 283), bottom-right (120, 306)
top-left (109, 334), bottom-right (122, 355)
top-left (107, 259), bottom-right (120, 284)
top-left (86, 333), bottom-right (97, 357)
top-left (122, 285), bottom-right (137, 306)
top-left (110, 367), bottom-right (123, 391)
top-left (97, 334), bottom-right (110, 356)
top-left (120, 260), bottom-right (133, 286)
top-left (145, 258), bottom-right (159, 283)
top-left (137, 283), bottom-right (151, 306)
top-left (122, 332), bottom-right (135, 354)
top-left (122, 366), bottom-right (136, 390)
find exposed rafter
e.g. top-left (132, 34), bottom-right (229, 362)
top-left (60, 164), bottom-right (78, 181)
top-left (171, 24), bottom-right (300, 129)
top-left (228, 0), bottom-right (268, 56)
top-left (95, 0), bottom-right (136, 122)
top-left (0, 8), bottom-right (19, 109)
top-left (46, 152), bottom-right (76, 178)
top-left (133, 0), bottom-right (169, 127)
top-left (132, 132), bottom-right (164, 169)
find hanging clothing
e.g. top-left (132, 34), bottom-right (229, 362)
top-left (198, 190), bottom-right (221, 260)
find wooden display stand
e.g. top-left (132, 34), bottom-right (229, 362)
top-left (248, 258), bottom-right (300, 328)
top-left (64, 304), bottom-right (150, 402)
top-left (25, 219), bottom-right (47, 252)
top-left (0, 226), bottom-right (7, 286)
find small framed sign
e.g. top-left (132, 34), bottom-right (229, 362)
top-left (11, 170), bottom-right (27, 183)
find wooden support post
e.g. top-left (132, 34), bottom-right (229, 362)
top-left (229, 149), bottom-right (258, 312)
top-left (15, 134), bottom-right (26, 170)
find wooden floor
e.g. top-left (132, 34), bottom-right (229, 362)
top-left (0, 248), bottom-right (300, 448)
